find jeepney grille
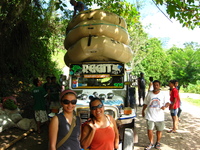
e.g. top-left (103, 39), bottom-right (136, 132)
top-left (76, 107), bottom-right (117, 123)
top-left (76, 108), bottom-right (90, 123)
top-left (104, 109), bottom-right (115, 118)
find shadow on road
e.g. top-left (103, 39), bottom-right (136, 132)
top-left (134, 101), bottom-right (200, 150)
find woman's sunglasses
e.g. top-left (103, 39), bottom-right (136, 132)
top-left (62, 99), bottom-right (77, 105)
top-left (91, 104), bottom-right (103, 110)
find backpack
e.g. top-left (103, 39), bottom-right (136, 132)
top-left (139, 78), bottom-right (145, 89)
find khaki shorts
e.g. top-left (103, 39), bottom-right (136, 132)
top-left (35, 110), bottom-right (48, 123)
top-left (146, 120), bottom-right (165, 131)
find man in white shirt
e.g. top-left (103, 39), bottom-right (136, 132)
top-left (142, 80), bottom-right (170, 150)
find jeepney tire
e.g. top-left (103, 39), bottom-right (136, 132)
top-left (123, 128), bottom-right (134, 150)
top-left (133, 104), bottom-right (137, 116)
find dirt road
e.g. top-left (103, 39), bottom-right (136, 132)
top-left (1, 92), bottom-right (200, 150)
top-left (134, 92), bottom-right (200, 150)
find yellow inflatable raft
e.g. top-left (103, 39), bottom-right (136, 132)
top-left (64, 36), bottom-right (133, 66)
top-left (67, 9), bottom-right (127, 31)
top-left (64, 20), bottom-right (130, 50)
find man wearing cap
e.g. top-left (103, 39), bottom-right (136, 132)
top-left (70, 0), bottom-right (88, 17)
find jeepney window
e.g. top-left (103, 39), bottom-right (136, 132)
top-left (71, 75), bottom-right (124, 89)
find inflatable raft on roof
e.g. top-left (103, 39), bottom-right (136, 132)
top-left (64, 20), bottom-right (130, 50)
top-left (66, 9), bottom-right (127, 31)
top-left (64, 36), bottom-right (133, 66)
top-left (64, 9), bottom-right (133, 66)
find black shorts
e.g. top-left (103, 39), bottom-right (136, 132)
top-left (138, 89), bottom-right (145, 98)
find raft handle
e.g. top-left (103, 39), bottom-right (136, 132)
top-left (87, 35), bottom-right (92, 46)
top-left (87, 17), bottom-right (93, 20)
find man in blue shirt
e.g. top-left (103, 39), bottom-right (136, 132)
top-left (70, 0), bottom-right (88, 17)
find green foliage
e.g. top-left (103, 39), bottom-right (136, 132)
top-left (154, 0), bottom-right (200, 29)
top-left (166, 43), bottom-right (200, 86)
top-left (3, 99), bottom-right (17, 110)
top-left (184, 80), bottom-right (200, 94)
top-left (0, 0), bottom-right (64, 97)
top-left (140, 38), bottom-right (173, 85)
top-left (99, 1), bottom-right (140, 28)
top-left (84, 0), bottom-right (121, 7)
top-left (51, 49), bottom-right (66, 73)
top-left (183, 98), bottom-right (200, 107)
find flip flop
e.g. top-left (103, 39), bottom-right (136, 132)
top-left (155, 142), bottom-right (161, 149)
top-left (167, 130), bottom-right (177, 133)
top-left (167, 130), bottom-right (172, 133)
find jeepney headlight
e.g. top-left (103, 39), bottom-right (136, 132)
top-left (99, 94), bottom-right (106, 100)
top-left (93, 92), bottom-right (98, 98)
top-left (81, 94), bottom-right (88, 100)
top-left (77, 94), bottom-right (82, 99)
top-left (107, 93), bottom-right (114, 99)
top-left (104, 109), bottom-right (115, 118)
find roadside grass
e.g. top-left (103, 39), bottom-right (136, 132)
top-left (182, 98), bottom-right (200, 107)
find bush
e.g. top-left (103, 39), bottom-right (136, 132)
top-left (183, 80), bottom-right (200, 93)
top-left (3, 99), bottom-right (17, 110)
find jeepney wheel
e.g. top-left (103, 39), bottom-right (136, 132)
top-left (123, 128), bottom-right (134, 150)
top-left (133, 103), bottom-right (137, 116)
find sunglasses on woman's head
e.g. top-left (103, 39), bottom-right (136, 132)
top-left (91, 104), bottom-right (103, 110)
top-left (62, 99), bottom-right (77, 105)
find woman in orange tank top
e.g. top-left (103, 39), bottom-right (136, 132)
top-left (81, 98), bottom-right (119, 150)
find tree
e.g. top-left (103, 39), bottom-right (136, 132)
top-left (154, 0), bottom-right (200, 29)
top-left (166, 43), bottom-right (200, 86)
top-left (83, 0), bottom-right (200, 29)
top-left (140, 38), bottom-right (173, 85)
top-left (0, 0), bottom-right (63, 97)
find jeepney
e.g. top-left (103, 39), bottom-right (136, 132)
top-left (68, 61), bottom-right (137, 150)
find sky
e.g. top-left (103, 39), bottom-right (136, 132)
top-left (133, 0), bottom-right (200, 49)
